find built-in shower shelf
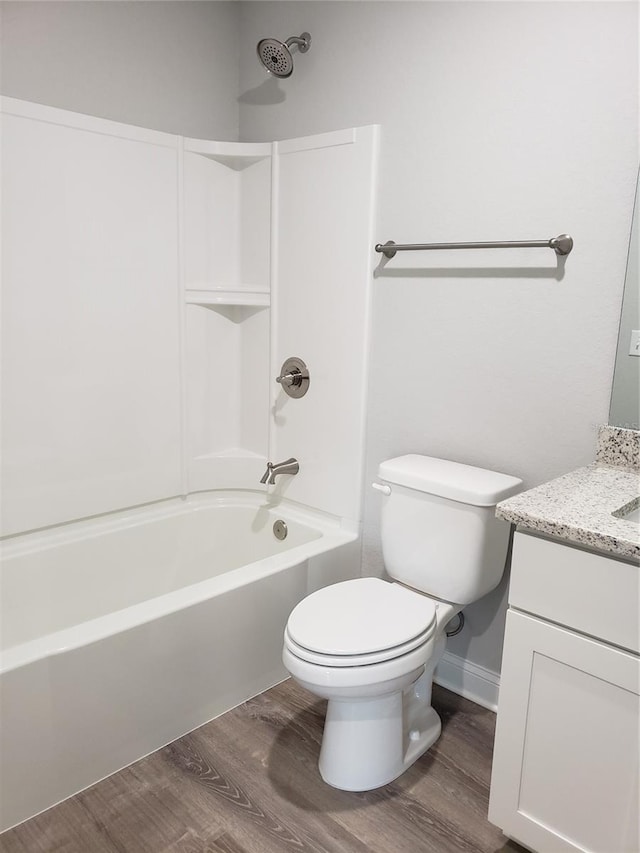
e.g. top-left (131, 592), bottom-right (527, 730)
top-left (184, 138), bottom-right (272, 170)
top-left (185, 289), bottom-right (270, 307)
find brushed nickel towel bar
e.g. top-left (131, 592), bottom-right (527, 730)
top-left (375, 234), bottom-right (573, 259)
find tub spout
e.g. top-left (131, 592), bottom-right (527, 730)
top-left (260, 458), bottom-right (299, 485)
top-left (260, 462), bottom-right (273, 484)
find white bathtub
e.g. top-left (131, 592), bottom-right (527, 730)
top-left (0, 491), bottom-right (359, 832)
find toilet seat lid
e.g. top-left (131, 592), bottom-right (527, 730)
top-left (286, 578), bottom-right (437, 657)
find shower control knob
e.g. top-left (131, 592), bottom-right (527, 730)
top-left (276, 370), bottom-right (301, 387)
top-left (276, 357), bottom-right (310, 398)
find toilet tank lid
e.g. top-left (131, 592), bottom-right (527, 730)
top-left (378, 455), bottom-right (522, 506)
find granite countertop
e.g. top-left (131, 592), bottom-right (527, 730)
top-left (496, 426), bottom-right (640, 562)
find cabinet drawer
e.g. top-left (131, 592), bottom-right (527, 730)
top-left (509, 531), bottom-right (639, 653)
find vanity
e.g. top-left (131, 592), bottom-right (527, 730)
top-left (488, 426), bottom-right (640, 853)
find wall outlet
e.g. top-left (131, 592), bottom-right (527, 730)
top-left (629, 330), bottom-right (640, 356)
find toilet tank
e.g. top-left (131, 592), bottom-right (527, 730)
top-left (377, 455), bottom-right (522, 605)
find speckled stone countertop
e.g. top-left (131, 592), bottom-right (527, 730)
top-left (496, 427), bottom-right (640, 562)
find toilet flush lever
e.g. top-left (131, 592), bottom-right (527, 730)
top-left (372, 482), bottom-right (392, 496)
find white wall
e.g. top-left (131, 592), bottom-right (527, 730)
top-left (239, 1), bottom-right (639, 672)
top-left (0, 1), bottom-right (240, 139)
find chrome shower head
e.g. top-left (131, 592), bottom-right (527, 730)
top-left (256, 32), bottom-right (311, 79)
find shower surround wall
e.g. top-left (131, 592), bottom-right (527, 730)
top-left (2, 103), bottom-right (183, 534)
top-left (1, 97), bottom-right (378, 534)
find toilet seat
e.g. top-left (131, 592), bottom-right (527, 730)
top-left (284, 624), bottom-right (435, 667)
top-left (285, 578), bottom-right (437, 667)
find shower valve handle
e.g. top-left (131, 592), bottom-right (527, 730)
top-left (275, 357), bottom-right (310, 399)
top-left (276, 370), bottom-right (302, 387)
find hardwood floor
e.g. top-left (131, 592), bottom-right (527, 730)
top-left (0, 680), bottom-right (526, 853)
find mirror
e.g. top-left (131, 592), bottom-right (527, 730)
top-left (609, 171), bottom-right (639, 429)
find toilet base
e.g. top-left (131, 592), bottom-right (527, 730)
top-left (318, 668), bottom-right (442, 791)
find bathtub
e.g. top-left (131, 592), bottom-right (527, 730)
top-left (0, 491), bottom-right (359, 832)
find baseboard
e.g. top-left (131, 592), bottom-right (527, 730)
top-left (434, 651), bottom-right (500, 712)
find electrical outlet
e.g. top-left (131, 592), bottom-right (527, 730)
top-left (629, 330), bottom-right (640, 357)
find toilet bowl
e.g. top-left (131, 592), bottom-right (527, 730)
top-left (283, 454), bottom-right (522, 791)
top-left (282, 576), bottom-right (458, 790)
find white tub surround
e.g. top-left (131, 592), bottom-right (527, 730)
top-left (1, 98), bottom-right (379, 535)
top-left (0, 493), bottom-right (358, 832)
top-left (1, 100), bottom-right (183, 535)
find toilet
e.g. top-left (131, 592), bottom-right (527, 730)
top-left (282, 454), bottom-right (522, 792)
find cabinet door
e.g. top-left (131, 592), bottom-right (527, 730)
top-left (489, 610), bottom-right (639, 853)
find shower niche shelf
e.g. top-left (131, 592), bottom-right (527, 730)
top-left (185, 288), bottom-right (270, 308)
top-left (183, 138), bottom-right (272, 297)
top-left (184, 138), bottom-right (272, 170)
top-left (182, 136), bottom-right (273, 492)
top-left (185, 302), bottom-right (270, 492)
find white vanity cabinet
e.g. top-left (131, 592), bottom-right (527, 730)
top-left (489, 531), bottom-right (640, 853)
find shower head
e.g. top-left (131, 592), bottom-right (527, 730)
top-left (256, 32), bottom-right (311, 79)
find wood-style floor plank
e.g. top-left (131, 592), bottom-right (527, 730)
top-left (165, 730), bottom-right (372, 853)
top-left (212, 685), bottom-right (456, 853)
top-left (0, 680), bottom-right (526, 853)
top-left (224, 680), bottom-right (513, 853)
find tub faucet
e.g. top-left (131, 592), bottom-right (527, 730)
top-left (260, 458), bottom-right (299, 485)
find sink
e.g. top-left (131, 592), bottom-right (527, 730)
top-left (613, 501), bottom-right (640, 523)
top-left (620, 506), bottom-right (640, 523)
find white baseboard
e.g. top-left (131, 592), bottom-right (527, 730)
top-left (434, 651), bottom-right (500, 712)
